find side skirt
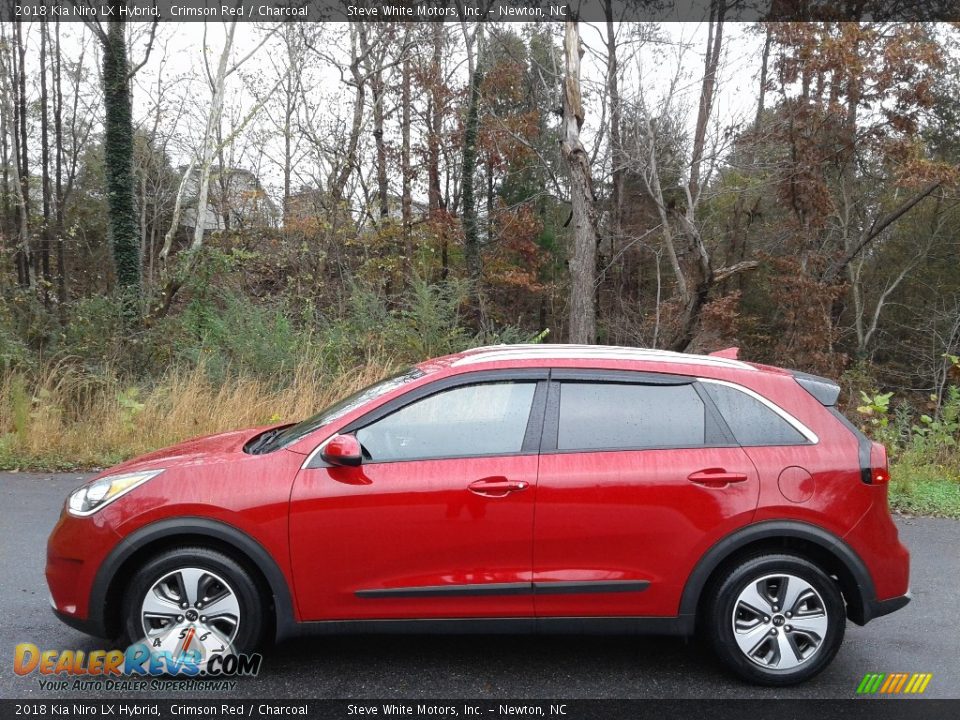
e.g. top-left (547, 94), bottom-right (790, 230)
top-left (288, 616), bottom-right (693, 637)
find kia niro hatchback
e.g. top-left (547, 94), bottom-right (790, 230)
top-left (47, 344), bottom-right (910, 685)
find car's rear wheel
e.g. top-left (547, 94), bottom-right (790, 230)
top-left (121, 547), bottom-right (265, 656)
top-left (706, 554), bottom-right (845, 685)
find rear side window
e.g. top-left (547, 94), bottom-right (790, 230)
top-left (557, 382), bottom-right (706, 451)
top-left (701, 382), bottom-right (807, 446)
top-left (356, 382), bottom-right (537, 462)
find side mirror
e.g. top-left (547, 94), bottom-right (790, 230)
top-left (321, 434), bottom-right (363, 467)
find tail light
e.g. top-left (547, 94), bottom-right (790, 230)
top-left (869, 441), bottom-right (889, 484)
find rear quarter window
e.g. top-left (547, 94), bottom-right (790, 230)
top-left (701, 382), bottom-right (807, 446)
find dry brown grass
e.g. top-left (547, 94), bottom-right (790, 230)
top-left (0, 358), bottom-right (396, 470)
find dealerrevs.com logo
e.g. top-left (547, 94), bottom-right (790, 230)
top-left (13, 639), bottom-right (262, 692)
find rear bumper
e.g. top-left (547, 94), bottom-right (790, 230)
top-left (863, 589), bottom-right (912, 624)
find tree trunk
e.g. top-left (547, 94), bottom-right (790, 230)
top-left (604, 0), bottom-right (625, 262)
top-left (669, 1), bottom-right (726, 351)
top-left (372, 65), bottom-right (388, 219)
top-left (216, 139), bottom-right (231, 231)
top-left (329, 24), bottom-right (367, 206)
top-left (12, 22), bottom-right (31, 287)
top-left (283, 84), bottom-right (293, 220)
top-left (427, 24), bottom-right (443, 214)
top-left (562, 19), bottom-right (598, 345)
top-left (400, 32), bottom-right (412, 256)
top-left (1, 78), bottom-right (9, 278)
top-left (54, 20), bottom-right (68, 319)
top-left (102, 13), bottom-right (141, 292)
top-left (688, 1), bottom-right (724, 205)
top-left (281, 26), bottom-right (300, 222)
top-left (755, 26), bottom-right (771, 131)
top-left (191, 21), bottom-right (237, 252)
top-left (460, 23), bottom-right (484, 287)
top-left (40, 24), bottom-right (53, 306)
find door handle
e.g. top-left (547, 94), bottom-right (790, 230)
top-left (687, 468), bottom-right (749, 488)
top-left (468, 477), bottom-right (529, 497)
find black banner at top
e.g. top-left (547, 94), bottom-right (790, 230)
top-left (4, 0), bottom-right (960, 23)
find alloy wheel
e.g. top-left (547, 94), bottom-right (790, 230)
top-left (139, 567), bottom-right (241, 657)
top-left (730, 573), bottom-right (829, 670)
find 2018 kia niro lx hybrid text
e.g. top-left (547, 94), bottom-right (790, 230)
top-left (47, 345), bottom-right (910, 685)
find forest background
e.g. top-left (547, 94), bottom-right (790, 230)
top-left (1, 12), bottom-right (959, 516)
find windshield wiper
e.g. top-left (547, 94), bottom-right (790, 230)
top-left (246, 428), bottom-right (282, 455)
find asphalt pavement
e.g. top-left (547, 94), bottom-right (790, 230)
top-left (1, 471), bottom-right (957, 700)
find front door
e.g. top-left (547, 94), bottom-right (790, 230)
top-left (533, 374), bottom-right (760, 618)
top-left (289, 377), bottom-right (546, 621)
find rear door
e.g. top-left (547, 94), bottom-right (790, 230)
top-left (533, 370), bottom-right (760, 618)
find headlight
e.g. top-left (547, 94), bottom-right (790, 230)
top-left (67, 469), bottom-right (164, 516)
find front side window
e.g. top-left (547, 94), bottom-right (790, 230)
top-left (701, 382), bottom-right (808, 446)
top-left (356, 382), bottom-right (537, 462)
top-left (264, 368), bottom-right (425, 451)
top-left (557, 382), bottom-right (706, 451)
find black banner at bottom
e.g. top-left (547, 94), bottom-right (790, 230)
top-left (1, 700), bottom-right (958, 720)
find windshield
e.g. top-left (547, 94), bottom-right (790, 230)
top-left (262, 367), bottom-right (425, 451)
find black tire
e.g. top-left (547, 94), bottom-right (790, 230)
top-left (706, 553), bottom-right (845, 685)
top-left (121, 546), bottom-right (265, 654)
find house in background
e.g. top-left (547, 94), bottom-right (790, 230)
top-left (178, 165), bottom-right (279, 235)
top-left (284, 186), bottom-right (430, 229)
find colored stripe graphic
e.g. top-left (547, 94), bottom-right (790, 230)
top-left (857, 673), bottom-right (885, 694)
top-left (857, 673), bottom-right (932, 695)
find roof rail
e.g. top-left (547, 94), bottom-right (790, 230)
top-left (451, 344), bottom-right (756, 370)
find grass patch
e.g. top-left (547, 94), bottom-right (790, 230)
top-left (888, 455), bottom-right (960, 518)
top-left (0, 359), bottom-right (396, 471)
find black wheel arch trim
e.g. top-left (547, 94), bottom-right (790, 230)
top-left (679, 520), bottom-right (878, 627)
top-left (88, 517), bottom-right (296, 641)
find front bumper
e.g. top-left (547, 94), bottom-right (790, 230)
top-left (46, 510), bottom-right (122, 638)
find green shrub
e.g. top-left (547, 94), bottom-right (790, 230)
top-left (856, 357), bottom-right (960, 518)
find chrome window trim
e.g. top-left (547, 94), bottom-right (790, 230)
top-left (301, 434), bottom-right (336, 470)
top-left (696, 377), bottom-right (819, 444)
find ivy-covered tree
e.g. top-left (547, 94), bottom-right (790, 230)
top-left (88, 8), bottom-right (157, 295)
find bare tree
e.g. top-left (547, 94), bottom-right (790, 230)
top-left (189, 20), bottom-right (241, 253)
top-left (364, 26), bottom-right (391, 219)
top-left (159, 22), bottom-right (283, 260)
top-left (53, 20), bottom-right (67, 318)
top-left (604, 0), bottom-right (625, 252)
top-left (276, 25), bottom-right (306, 219)
top-left (0, 23), bottom-right (31, 288)
top-left (630, 9), bottom-right (756, 351)
top-left (400, 25), bottom-right (413, 254)
top-left (562, 17), bottom-right (599, 344)
top-left (427, 24), bottom-right (444, 215)
top-left (39, 23), bottom-right (53, 305)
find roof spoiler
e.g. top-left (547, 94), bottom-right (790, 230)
top-left (708, 347), bottom-right (740, 360)
top-left (792, 370), bottom-right (841, 407)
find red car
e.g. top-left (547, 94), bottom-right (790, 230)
top-left (47, 345), bottom-right (910, 684)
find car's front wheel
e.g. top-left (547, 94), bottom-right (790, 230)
top-left (121, 547), bottom-right (265, 657)
top-left (707, 554), bottom-right (845, 685)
